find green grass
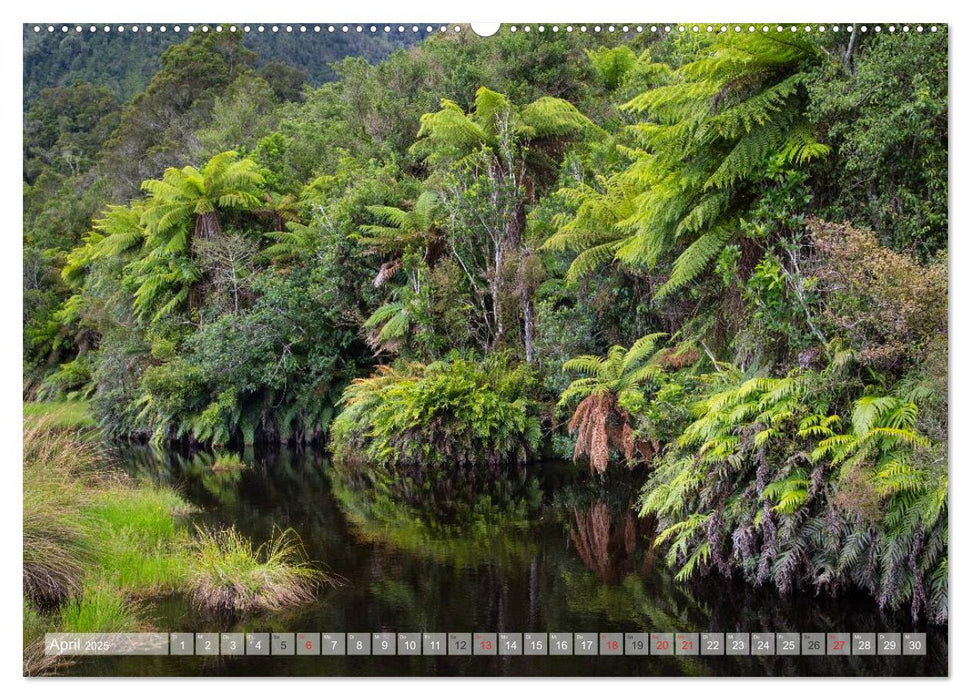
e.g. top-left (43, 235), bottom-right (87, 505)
top-left (58, 583), bottom-right (143, 633)
top-left (187, 526), bottom-right (327, 617)
top-left (87, 486), bottom-right (194, 546)
top-left (85, 486), bottom-right (196, 593)
top-left (23, 598), bottom-right (69, 676)
top-left (23, 400), bottom-right (96, 430)
top-left (23, 421), bottom-right (328, 673)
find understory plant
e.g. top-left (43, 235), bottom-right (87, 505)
top-left (558, 333), bottom-right (699, 473)
top-left (330, 352), bottom-right (542, 469)
top-left (638, 350), bottom-right (947, 623)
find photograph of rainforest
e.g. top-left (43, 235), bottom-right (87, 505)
top-left (22, 23), bottom-right (947, 676)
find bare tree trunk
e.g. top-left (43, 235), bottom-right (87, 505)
top-left (492, 244), bottom-right (505, 345)
top-left (842, 23), bottom-right (859, 75)
top-left (195, 211), bottom-right (223, 243)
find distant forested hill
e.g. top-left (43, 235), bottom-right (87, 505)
top-left (23, 24), bottom-right (421, 105)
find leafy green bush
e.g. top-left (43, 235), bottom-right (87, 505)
top-left (807, 29), bottom-right (948, 256)
top-left (331, 353), bottom-right (542, 469)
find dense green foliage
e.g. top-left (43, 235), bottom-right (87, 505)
top-left (23, 24), bottom-right (417, 106)
top-left (25, 26), bottom-right (947, 622)
top-left (331, 355), bottom-right (541, 469)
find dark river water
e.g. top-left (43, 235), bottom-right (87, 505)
top-left (67, 445), bottom-right (946, 677)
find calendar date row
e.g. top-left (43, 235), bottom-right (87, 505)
top-left (47, 632), bottom-right (927, 657)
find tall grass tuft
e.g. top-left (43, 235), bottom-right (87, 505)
top-left (23, 599), bottom-right (65, 677)
top-left (187, 526), bottom-right (327, 617)
top-left (57, 583), bottom-right (143, 633)
top-left (22, 419), bottom-right (101, 610)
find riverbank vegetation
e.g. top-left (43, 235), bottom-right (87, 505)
top-left (22, 421), bottom-right (325, 674)
top-left (25, 25), bottom-right (947, 623)
top-left (187, 526), bottom-right (325, 617)
top-left (330, 354), bottom-right (541, 469)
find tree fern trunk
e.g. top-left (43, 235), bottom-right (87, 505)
top-left (522, 285), bottom-right (535, 364)
top-left (195, 211), bottom-right (223, 242)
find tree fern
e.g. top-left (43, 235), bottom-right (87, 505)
top-left (556, 32), bottom-right (829, 298)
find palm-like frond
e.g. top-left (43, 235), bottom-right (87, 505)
top-left (559, 332), bottom-right (681, 473)
top-left (140, 150), bottom-right (264, 253)
top-left (558, 33), bottom-right (827, 296)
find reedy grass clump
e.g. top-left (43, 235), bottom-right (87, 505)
top-left (187, 526), bottom-right (327, 617)
top-left (24, 420), bottom-right (334, 675)
top-left (57, 583), bottom-right (143, 633)
top-left (22, 419), bottom-right (102, 610)
top-left (23, 599), bottom-right (66, 677)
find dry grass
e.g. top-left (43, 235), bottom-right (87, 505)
top-left (22, 419), bottom-right (105, 610)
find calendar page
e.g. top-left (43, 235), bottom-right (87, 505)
top-left (20, 17), bottom-right (948, 680)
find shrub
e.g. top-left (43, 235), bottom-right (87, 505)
top-left (811, 220), bottom-right (947, 373)
top-left (186, 526), bottom-right (326, 617)
top-left (37, 357), bottom-right (95, 401)
top-left (330, 353), bottom-right (542, 469)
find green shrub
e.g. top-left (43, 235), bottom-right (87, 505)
top-left (330, 353), bottom-right (542, 469)
top-left (37, 357), bottom-right (95, 401)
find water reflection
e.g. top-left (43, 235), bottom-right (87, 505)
top-left (329, 462), bottom-right (542, 570)
top-left (69, 444), bottom-right (947, 677)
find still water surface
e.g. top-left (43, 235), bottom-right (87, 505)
top-left (70, 446), bottom-right (945, 676)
